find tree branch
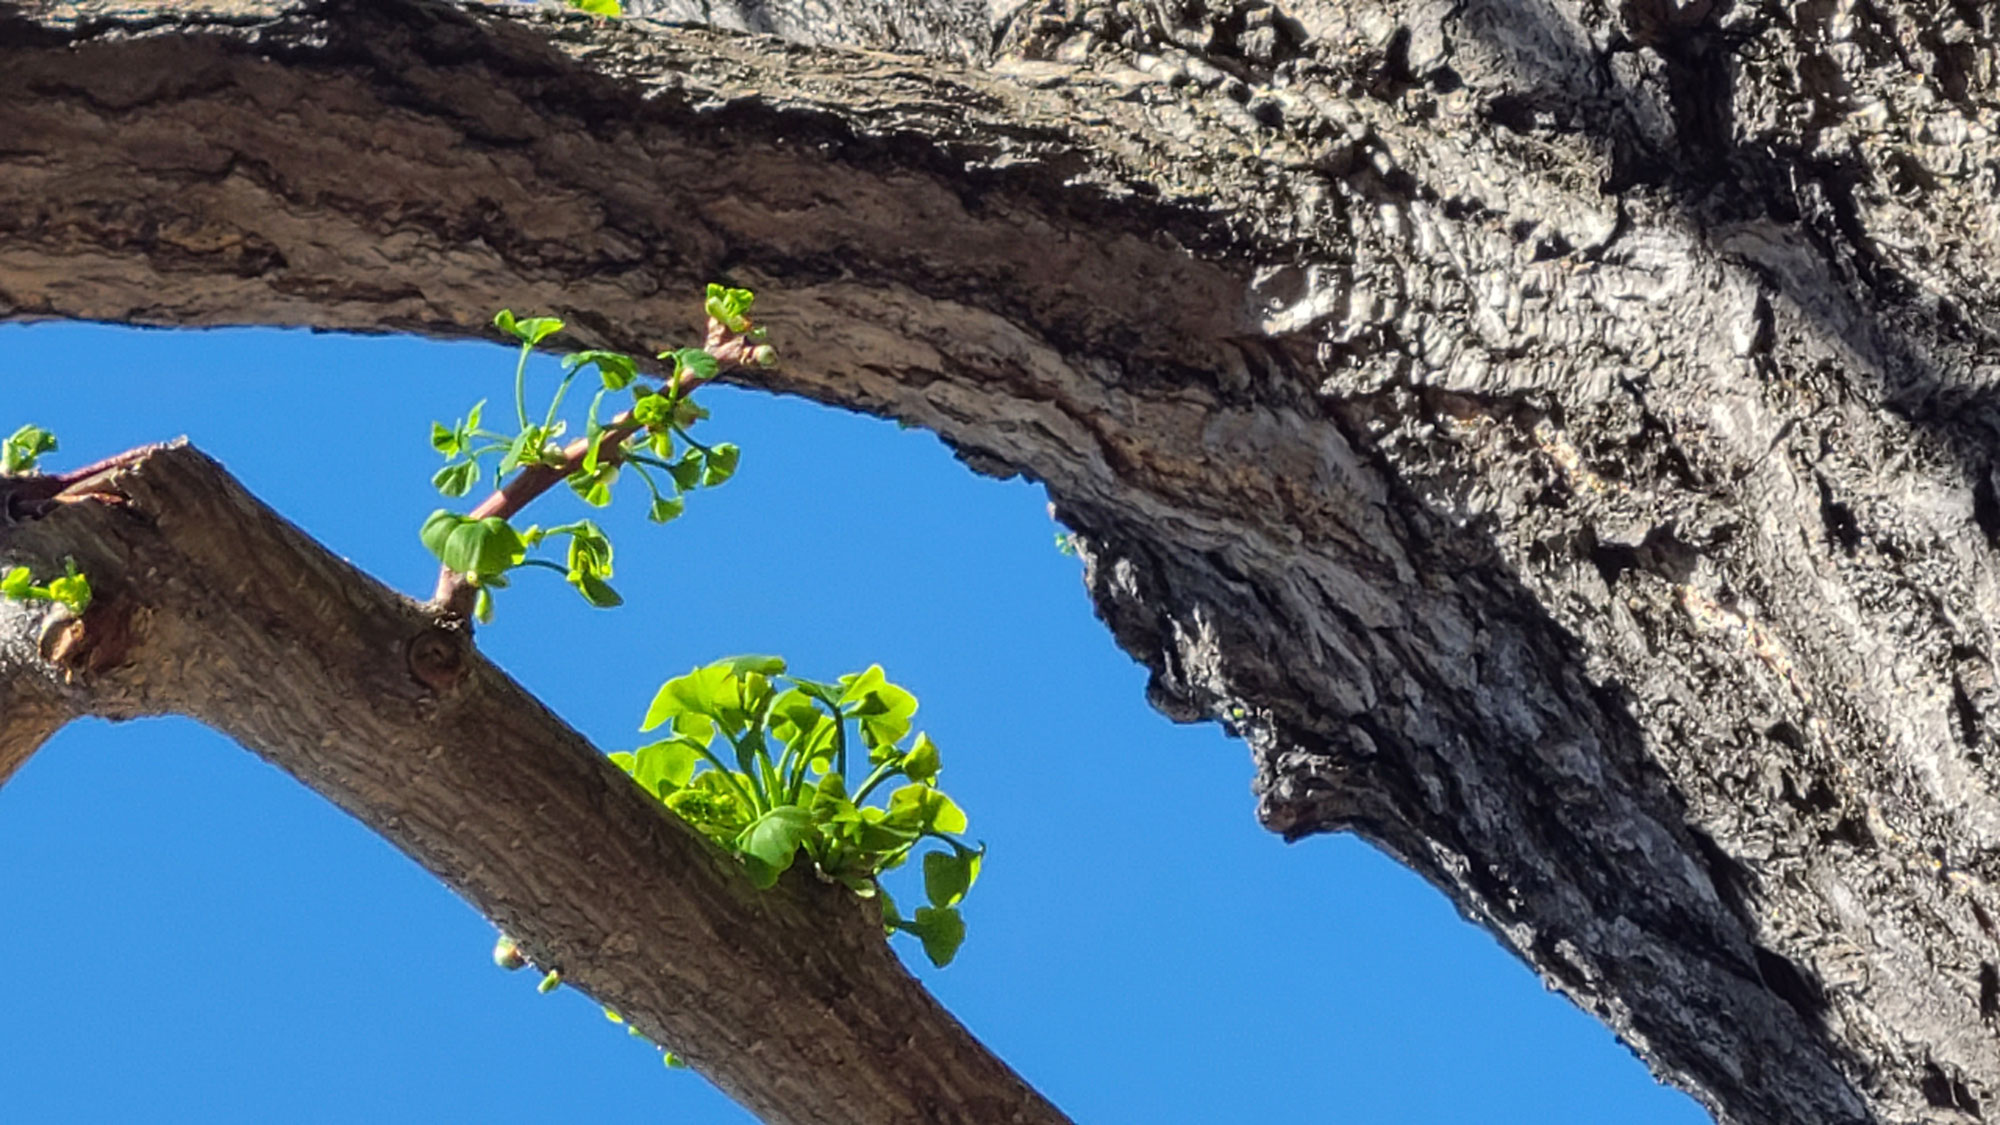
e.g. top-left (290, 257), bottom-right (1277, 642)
top-left (0, 444), bottom-right (1067, 1125)
top-left (428, 320), bottom-right (758, 615)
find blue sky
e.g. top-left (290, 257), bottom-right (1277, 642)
top-left (0, 322), bottom-right (1707, 1124)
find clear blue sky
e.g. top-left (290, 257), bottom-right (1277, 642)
top-left (0, 322), bottom-right (1707, 1124)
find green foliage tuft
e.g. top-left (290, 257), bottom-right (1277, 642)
top-left (420, 285), bottom-right (764, 619)
top-left (621, 657), bottom-right (983, 966)
top-left (1, 558), bottom-right (93, 615)
top-left (2, 424), bottom-right (57, 475)
top-left (454, 284), bottom-right (976, 1077)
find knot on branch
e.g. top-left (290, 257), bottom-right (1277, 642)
top-left (35, 600), bottom-right (137, 681)
top-left (407, 623), bottom-right (470, 692)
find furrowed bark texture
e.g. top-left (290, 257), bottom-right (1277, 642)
top-left (5, 0), bottom-right (2000, 1121)
top-left (0, 447), bottom-right (1065, 1125)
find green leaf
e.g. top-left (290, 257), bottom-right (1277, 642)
top-left (474, 587), bottom-right (495, 624)
top-left (852, 678), bottom-right (918, 749)
top-left (567, 0), bottom-right (621, 14)
top-left (499, 427), bottom-right (546, 476)
top-left (837, 666), bottom-right (886, 708)
top-left (643, 664), bottom-right (735, 731)
top-left (432, 461), bottom-right (479, 498)
top-left (704, 283), bottom-right (756, 333)
top-left (563, 349), bottom-right (639, 390)
top-left (419, 510), bottom-right (461, 559)
top-left (737, 805), bottom-right (815, 875)
top-left (648, 495), bottom-right (686, 524)
top-left (812, 770), bottom-right (850, 809)
top-left (909, 906), bottom-right (965, 967)
top-left (420, 511), bottom-right (526, 579)
top-left (672, 399), bottom-right (710, 429)
top-left (537, 969), bottom-right (562, 993)
top-left (570, 570), bottom-right (623, 608)
top-left (790, 676), bottom-right (846, 705)
top-left (430, 421), bottom-right (458, 456)
top-left (495, 310), bottom-right (564, 346)
top-left (567, 462), bottom-right (617, 507)
top-left (630, 738), bottom-right (702, 795)
top-left (582, 392), bottom-right (607, 475)
top-left (887, 784), bottom-right (967, 835)
top-left (45, 566), bottom-right (91, 615)
top-left (562, 521), bottom-right (613, 576)
top-left (663, 1052), bottom-right (689, 1070)
top-left (662, 347), bottom-right (719, 383)
top-left (632, 393), bottom-right (674, 430)
top-left (923, 846), bottom-right (981, 909)
top-left (2, 424), bottom-right (57, 475)
top-left (901, 733), bottom-right (940, 784)
top-left (839, 809), bottom-right (919, 856)
top-left (460, 519), bottom-right (527, 578)
top-left (701, 443), bottom-right (740, 487)
top-left (607, 751), bottom-right (638, 775)
top-left (668, 448), bottom-right (705, 492)
top-left (769, 688), bottom-right (827, 759)
top-left (710, 654), bottom-right (787, 679)
top-left (0, 567), bottom-right (31, 600)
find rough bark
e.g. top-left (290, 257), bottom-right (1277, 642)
top-left (0, 445), bottom-right (1065, 1125)
top-left (4, 0), bottom-right (1999, 1122)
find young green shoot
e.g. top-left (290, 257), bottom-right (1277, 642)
top-left (430, 286), bottom-right (979, 1078)
top-left (1, 558), bottom-right (93, 616)
top-left (2, 424), bottom-right (57, 475)
top-left (421, 284), bottom-right (771, 622)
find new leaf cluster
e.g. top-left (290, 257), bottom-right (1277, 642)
top-left (616, 655), bottom-right (983, 968)
top-left (430, 285), bottom-right (982, 1081)
top-left (0, 558), bottom-right (92, 616)
top-left (420, 292), bottom-right (762, 621)
top-left (2, 423), bottom-right (56, 475)
top-left (0, 425), bottom-right (93, 616)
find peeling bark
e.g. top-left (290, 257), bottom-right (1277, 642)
top-left (7, 0), bottom-right (2000, 1121)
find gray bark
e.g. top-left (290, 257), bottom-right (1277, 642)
top-left (4, 0), bottom-right (1998, 1121)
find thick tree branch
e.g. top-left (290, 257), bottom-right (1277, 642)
top-left (0, 445), bottom-right (1065, 1125)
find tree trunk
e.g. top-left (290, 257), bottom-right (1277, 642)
top-left (4, 0), bottom-right (1996, 1121)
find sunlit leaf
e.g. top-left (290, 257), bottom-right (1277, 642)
top-left (909, 906), bottom-right (965, 967)
top-left (923, 845), bottom-right (981, 909)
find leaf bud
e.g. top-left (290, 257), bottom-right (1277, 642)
top-left (492, 935), bottom-right (528, 971)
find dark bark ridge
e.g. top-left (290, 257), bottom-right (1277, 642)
top-left (6, 0), bottom-right (2000, 1122)
top-left (0, 446), bottom-right (1067, 1125)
